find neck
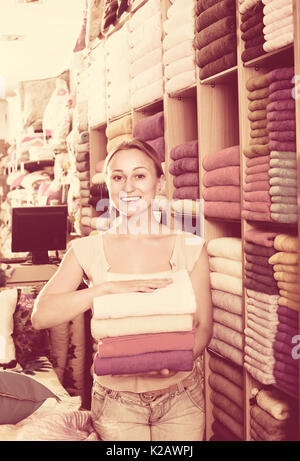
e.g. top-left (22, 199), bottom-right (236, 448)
top-left (112, 209), bottom-right (167, 238)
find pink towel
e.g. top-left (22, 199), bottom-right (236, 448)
top-left (147, 136), bottom-right (165, 162)
top-left (173, 172), bottom-right (199, 187)
top-left (269, 89), bottom-right (294, 102)
top-left (267, 67), bottom-right (294, 83)
top-left (244, 201), bottom-right (271, 213)
top-left (93, 350), bottom-right (194, 375)
top-left (267, 110), bottom-right (295, 121)
top-left (246, 155), bottom-right (270, 167)
top-left (173, 186), bottom-right (199, 200)
top-left (133, 111), bottom-right (164, 141)
top-left (245, 172), bottom-right (270, 183)
top-left (269, 131), bottom-right (296, 142)
top-left (97, 331), bottom-right (195, 358)
top-left (242, 209), bottom-right (272, 222)
top-left (202, 145), bottom-right (240, 171)
top-left (170, 140), bottom-right (198, 160)
top-left (267, 120), bottom-right (296, 131)
top-left (204, 201), bottom-right (241, 219)
top-left (269, 140), bottom-right (297, 152)
top-left (244, 191), bottom-right (271, 202)
top-left (244, 229), bottom-right (278, 247)
top-left (269, 80), bottom-right (294, 93)
top-left (169, 157), bottom-right (199, 176)
top-left (267, 100), bottom-right (295, 111)
top-left (246, 162), bottom-right (270, 175)
top-left (203, 185), bottom-right (241, 202)
top-left (203, 166), bottom-right (240, 186)
top-left (244, 180), bottom-right (270, 192)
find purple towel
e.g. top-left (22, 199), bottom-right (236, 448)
top-left (133, 111), bottom-right (164, 141)
top-left (275, 378), bottom-right (298, 396)
top-left (203, 185), bottom-right (241, 202)
top-left (269, 80), bottom-right (295, 93)
top-left (147, 136), bottom-right (165, 162)
top-left (274, 350), bottom-right (297, 366)
top-left (173, 172), bottom-right (199, 187)
top-left (277, 306), bottom-right (299, 320)
top-left (244, 277), bottom-right (279, 295)
top-left (276, 331), bottom-right (295, 346)
top-left (267, 100), bottom-right (295, 111)
top-left (212, 420), bottom-right (242, 442)
top-left (274, 360), bottom-right (298, 377)
top-left (170, 140), bottom-right (198, 160)
top-left (275, 369), bottom-right (298, 385)
top-left (269, 89), bottom-right (294, 102)
top-left (277, 321), bottom-right (298, 338)
top-left (169, 157), bottom-right (199, 176)
top-left (269, 140), bottom-right (297, 152)
top-left (267, 110), bottom-right (295, 122)
top-left (267, 120), bottom-right (296, 131)
top-left (173, 186), bottom-right (199, 200)
top-left (93, 350), bottom-right (194, 375)
top-left (269, 131), bottom-right (296, 142)
top-left (268, 67), bottom-right (294, 83)
top-left (244, 242), bottom-right (276, 257)
top-left (273, 339), bottom-right (293, 356)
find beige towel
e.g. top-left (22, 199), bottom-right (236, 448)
top-left (244, 362), bottom-right (275, 385)
top-left (253, 388), bottom-right (293, 420)
top-left (269, 252), bottom-right (298, 265)
top-left (210, 391), bottom-right (244, 424)
top-left (207, 238), bottom-right (242, 261)
top-left (212, 405), bottom-right (244, 440)
top-left (247, 312), bottom-right (278, 330)
top-left (91, 314), bottom-right (193, 340)
top-left (105, 115), bottom-right (132, 139)
top-left (209, 257), bottom-right (242, 278)
top-left (210, 272), bottom-right (243, 296)
top-left (274, 234), bottom-right (299, 253)
top-left (274, 264), bottom-right (298, 274)
top-left (247, 297), bottom-right (278, 313)
top-left (209, 354), bottom-right (243, 388)
top-left (208, 372), bottom-right (243, 407)
top-left (278, 296), bottom-right (299, 311)
top-left (209, 338), bottom-right (243, 366)
top-left (246, 302), bottom-right (279, 322)
top-left (213, 307), bottom-right (243, 332)
top-left (245, 336), bottom-right (274, 357)
top-left (213, 322), bottom-right (243, 351)
top-left (107, 134), bottom-right (133, 153)
top-left (212, 290), bottom-right (243, 315)
top-left (247, 289), bottom-right (279, 305)
top-left (279, 290), bottom-right (299, 302)
top-left (277, 281), bottom-right (299, 294)
top-left (244, 326), bottom-right (274, 349)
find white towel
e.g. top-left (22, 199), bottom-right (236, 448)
top-left (264, 23), bottom-right (293, 41)
top-left (130, 33), bottom-right (162, 63)
top-left (246, 289), bottom-right (279, 305)
top-left (131, 79), bottom-right (163, 108)
top-left (131, 63), bottom-right (163, 93)
top-left (212, 290), bottom-right (243, 315)
top-left (263, 14), bottom-right (292, 35)
top-left (165, 55), bottom-right (195, 80)
top-left (130, 47), bottom-right (162, 78)
top-left (213, 307), bottom-right (243, 332)
top-left (239, 0), bottom-right (260, 14)
top-left (93, 269), bottom-right (196, 319)
top-left (263, 32), bottom-right (294, 52)
top-left (207, 237), bottom-right (242, 261)
top-left (210, 272), bottom-right (243, 296)
top-left (163, 24), bottom-right (194, 51)
top-left (163, 39), bottom-right (195, 66)
top-left (245, 335), bottom-right (274, 356)
top-left (165, 71), bottom-right (196, 94)
top-left (164, 8), bottom-right (194, 34)
top-left (263, 0), bottom-right (292, 15)
top-left (129, 0), bottom-right (161, 30)
top-left (167, 0), bottom-right (194, 19)
top-left (213, 322), bottom-right (243, 350)
top-left (263, 5), bottom-right (293, 25)
top-left (209, 338), bottom-right (243, 366)
top-left (128, 12), bottom-right (162, 48)
top-left (209, 257), bottom-right (242, 279)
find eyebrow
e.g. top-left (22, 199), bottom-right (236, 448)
top-left (111, 166), bottom-right (149, 173)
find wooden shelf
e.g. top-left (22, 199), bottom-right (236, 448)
top-left (168, 83), bottom-right (197, 99)
top-left (243, 44), bottom-right (294, 69)
top-left (200, 66), bottom-right (238, 85)
top-left (133, 98), bottom-right (164, 114)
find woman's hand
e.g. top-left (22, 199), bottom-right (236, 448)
top-left (101, 278), bottom-right (173, 295)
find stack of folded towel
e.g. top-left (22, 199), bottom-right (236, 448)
top-left (91, 270), bottom-right (196, 375)
top-left (194, 0), bottom-right (237, 80)
top-left (208, 353), bottom-right (244, 441)
top-left (202, 145), bottom-right (241, 220)
top-left (88, 42), bottom-right (107, 127)
top-left (239, 0), bottom-right (266, 62)
top-left (74, 131), bottom-right (91, 236)
top-left (207, 238), bottom-right (243, 367)
top-left (267, 67), bottom-right (298, 223)
top-left (269, 233), bottom-right (299, 395)
top-left (262, 0), bottom-right (294, 53)
top-left (105, 114), bottom-right (133, 153)
top-left (163, 0), bottom-right (196, 94)
top-left (169, 140), bottom-right (199, 201)
top-left (129, 0), bottom-right (163, 109)
top-left (250, 387), bottom-right (298, 440)
top-left (242, 73), bottom-right (271, 222)
top-left (105, 24), bottom-right (131, 119)
top-left (132, 111), bottom-right (165, 162)
top-left (243, 228), bottom-right (280, 385)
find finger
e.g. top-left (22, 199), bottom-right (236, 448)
top-left (160, 368), bottom-right (170, 376)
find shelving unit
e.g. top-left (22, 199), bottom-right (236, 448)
top-left (72, 0), bottom-right (300, 440)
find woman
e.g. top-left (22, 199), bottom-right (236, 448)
top-left (32, 139), bottom-right (212, 441)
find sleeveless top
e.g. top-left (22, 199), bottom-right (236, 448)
top-left (71, 231), bottom-right (205, 393)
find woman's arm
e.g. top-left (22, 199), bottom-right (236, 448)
top-left (31, 248), bottom-right (103, 330)
top-left (190, 242), bottom-right (213, 359)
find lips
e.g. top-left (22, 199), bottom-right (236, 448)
top-left (120, 196), bottom-right (141, 202)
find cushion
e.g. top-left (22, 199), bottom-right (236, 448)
top-left (0, 370), bottom-right (59, 424)
top-left (12, 291), bottom-right (50, 369)
top-left (0, 288), bottom-right (18, 366)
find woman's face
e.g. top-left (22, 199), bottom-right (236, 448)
top-left (106, 148), bottom-right (163, 217)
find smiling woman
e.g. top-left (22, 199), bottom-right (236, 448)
top-left (32, 138), bottom-right (213, 442)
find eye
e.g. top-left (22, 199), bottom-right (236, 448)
top-left (135, 174), bottom-right (146, 180)
top-left (112, 175), bottom-right (124, 182)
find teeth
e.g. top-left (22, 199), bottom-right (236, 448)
top-left (121, 197), bottom-right (140, 202)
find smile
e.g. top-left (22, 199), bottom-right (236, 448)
top-left (120, 196), bottom-right (141, 202)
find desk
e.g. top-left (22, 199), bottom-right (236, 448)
top-left (6, 263), bottom-right (58, 286)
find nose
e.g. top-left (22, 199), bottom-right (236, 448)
top-left (123, 177), bottom-right (134, 192)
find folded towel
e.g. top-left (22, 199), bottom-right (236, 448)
top-left (244, 180), bottom-right (270, 191)
top-left (198, 51), bottom-right (237, 80)
top-left (165, 70), bottom-right (196, 94)
top-left (247, 289), bottom-right (279, 306)
top-left (243, 190), bottom-right (271, 202)
top-left (246, 253), bottom-right (274, 267)
top-left (212, 290), bottom-right (243, 315)
top-left (163, 24), bottom-right (194, 51)
top-left (208, 371), bottom-right (243, 406)
top-left (244, 144), bottom-right (270, 157)
top-left (247, 302), bottom-right (279, 322)
top-left (210, 391), bottom-right (244, 424)
top-left (269, 167), bottom-right (297, 179)
top-left (147, 137), bottom-right (165, 162)
top-left (169, 157), bottom-right (199, 176)
top-left (246, 73), bottom-right (269, 91)
top-left (242, 210), bottom-right (272, 221)
top-left (204, 201), bottom-right (241, 219)
top-left (254, 387), bottom-right (294, 421)
top-left (267, 100), bottom-right (295, 112)
top-left (211, 273), bottom-right (242, 296)
top-left (244, 201), bottom-right (271, 213)
top-left (263, 4), bottom-right (293, 26)
top-left (93, 349), bottom-right (194, 375)
top-left (239, 0), bottom-right (261, 15)
top-left (97, 331), bottom-right (195, 358)
top-left (274, 234), bottom-right (298, 253)
top-left (271, 204), bottom-right (298, 215)
top-left (267, 110), bottom-right (295, 122)
top-left (207, 237), bottom-right (242, 260)
top-left (245, 172), bottom-right (270, 183)
top-left (93, 270), bottom-right (196, 319)
top-left (274, 264), bottom-right (299, 275)
top-left (279, 297), bottom-right (299, 311)
top-left (209, 257), bottom-right (242, 278)
top-left (269, 78), bottom-right (294, 93)
top-left (245, 277), bottom-right (279, 295)
top-left (196, 33), bottom-right (236, 68)
top-left (274, 272), bottom-right (299, 285)
top-left (107, 134), bottom-right (133, 153)
top-left (91, 314), bottom-right (194, 340)
top-left (269, 176), bottom-right (297, 187)
top-left (213, 322), bottom-right (243, 350)
top-left (163, 39), bottom-right (194, 66)
top-left (133, 111), bottom-right (164, 141)
top-left (196, 0), bottom-right (236, 32)
top-left (270, 185), bottom-right (297, 197)
top-left (194, 16), bottom-right (235, 49)
top-left (245, 241), bottom-right (276, 257)
top-left (170, 140), bottom-right (198, 160)
top-left (241, 22), bottom-right (264, 42)
top-left (130, 47), bottom-right (162, 78)
top-left (270, 150), bottom-right (296, 160)
top-left (212, 420), bottom-right (242, 441)
top-left (209, 353), bottom-right (243, 387)
top-left (246, 154), bottom-right (270, 167)
top-left (249, 136), bottom-right (269, 146)
top-left (245, 261), bottom-right (275, 277)
top-left (248, 88), bottom-right (269, 101)
top-left (263, 32), bottom-right (294, 52)
top-left (245, 336), bottom-right (274, 357)
top-left (202, 145), bottom-right (240, 170)
top-left (173, 172), bottom-right (199, 188)
top-left (173, 186), bottom-right (199, 200)
top-left (106, 115), bottom-right (132, 139)
top-left (244, 362), bottom-right (275, 385)
top-left (165, 55), bottom-right (195, 80)
top-left (270, 158), bottom-right (297, 169)
top-left (240, 7), bottom-right (263, 33)
top-left (209, 338), bottom-right (243, 366)
top-left (212, 405), bottom-right (244, 439)
top-left (250, 406), bottom-right (296, 438)
top-left (245, 326), bottom-right (275, 349)
top-left (279, 289), bottom-right (299, 302)
top-left (203, 185), bottom-right (241, 202)
top-left (250, 119), bottom-right (268, 129)
top-left (269, 131), bottom-right (296, 142)
top-left (203, 166), bottom-right (240, 186)
top-left (249, 126), bottom-right (269, 137)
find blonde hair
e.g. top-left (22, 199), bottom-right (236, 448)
top-left (103, 139), bottom-right (164, 178)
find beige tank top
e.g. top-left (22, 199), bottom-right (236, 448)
top-left (71, 231), bottom-right (205, 393)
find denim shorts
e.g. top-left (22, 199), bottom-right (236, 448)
top-left (91, 372), bottom-right (205, 441)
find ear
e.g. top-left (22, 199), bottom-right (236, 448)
top-left (156, 174), bottom-right (166, 195)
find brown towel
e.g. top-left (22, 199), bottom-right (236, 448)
top-left (198, 51), bottom-right (237, 80)
top-left (242, 45), bottom-right (265, 63)
top-left (195, 33), bottom-right (236, 68)
top-left (240, 8), bottom-right (263, 33)
top-left (195, 0), bottom-right (236, 32)
top-left (246, 73), bottom-right (269, 91)
top-left (248, 88), bottom-right (269, 101)
top-left (249, 99), bottom-right (269, 112)
top-left (245, 261), bottom-right (275, 277)
top-left (251, 119), bottom-right (268, 129)
top-left (244, 242), bottom-right (276, 257)
top-left (241, 23), bottom-right (264, 42)
top-left (194, 16), bottom-right (235, 49)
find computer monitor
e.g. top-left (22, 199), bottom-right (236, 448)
top-left (12, 206), bottom-right (68, 265)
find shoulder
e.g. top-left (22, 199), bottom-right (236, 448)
top-left (70, 233), bottom-right (100, 253)
top-left (173, 231), bottom-right (206, 272)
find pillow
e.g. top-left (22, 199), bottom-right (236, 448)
top-left (0, 288), bottom-right (18, 366)
top-left (0, 370), bottom-right (59, 424)
top-left (12, 291), bottom-right (50, 369)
